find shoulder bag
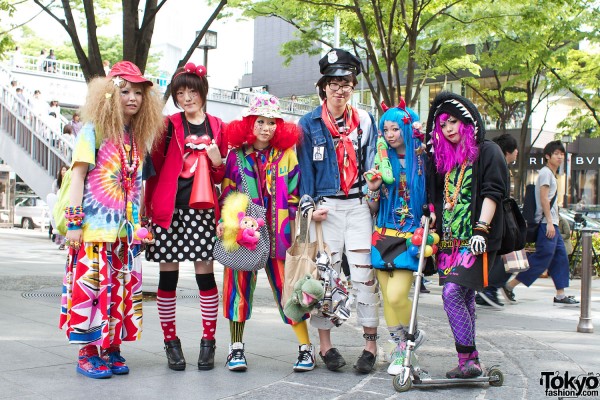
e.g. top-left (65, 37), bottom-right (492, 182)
top-left (213, 153), bottom-right (270, 271)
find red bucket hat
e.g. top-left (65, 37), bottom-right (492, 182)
top-left (108, 61), bottom-right (153, 86)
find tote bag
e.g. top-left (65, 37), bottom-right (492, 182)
top-left (281, 209), bottom-right (330, 307)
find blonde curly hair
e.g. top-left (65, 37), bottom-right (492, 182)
top-left (80, 76), bottom-right (165, 151)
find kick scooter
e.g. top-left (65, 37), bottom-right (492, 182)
top-left (392, 205), bottom-right (504, 392)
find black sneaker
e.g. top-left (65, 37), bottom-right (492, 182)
top-left (501, 285), bottom-right (517, 304)
top-left (475, 293), bottom-right (488, 306)
top-left (479, 289), bottom-right (504, 309)
top-left (554, 296), bottom-right (580, 306)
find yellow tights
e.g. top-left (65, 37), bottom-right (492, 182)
top-left (291, 320), bottom-right (310, 345)
top-left (377, 269), bottom-right (414, 327)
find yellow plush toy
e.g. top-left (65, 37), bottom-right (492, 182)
top-left (222, 192), bottom-right (264, 251)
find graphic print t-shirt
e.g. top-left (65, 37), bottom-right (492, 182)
top-left (73, 123), bottom-right (142, 243)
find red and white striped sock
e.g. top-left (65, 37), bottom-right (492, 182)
top-left (199, 287), bottom-right (218, 340)
top-left (157, 289), bottom-right (177, 341)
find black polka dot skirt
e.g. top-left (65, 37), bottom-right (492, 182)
top-left (145, 208), bottom-right (216, 263)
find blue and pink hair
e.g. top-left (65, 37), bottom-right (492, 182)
top-left (431, 113), bottom-right (479, 174)
top-left (378, 106), bottom-right (426, 221)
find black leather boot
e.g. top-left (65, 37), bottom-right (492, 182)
top-left (164, 338), bottom-right (186, 371)
top-left (197, 338), bottom-right (216, 370)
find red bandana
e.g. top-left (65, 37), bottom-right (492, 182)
top-left (321, 102), bottom-right (360, 196)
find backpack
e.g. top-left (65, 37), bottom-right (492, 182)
top-left (522, 182), bottom-right (557, 243)
top-left (522, 184), bottom-right (537, 225)
top-left (498, 196), bottom-right (526, 255)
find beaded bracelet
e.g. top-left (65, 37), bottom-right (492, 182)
top-left (365, 188), bottom-right (381, 202)
top-left (65, 206), bottom-right (85, 230)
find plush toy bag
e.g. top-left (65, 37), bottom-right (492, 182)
top-left (213, 155), bottom-right (270, 271)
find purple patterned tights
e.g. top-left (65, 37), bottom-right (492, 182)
top-left (442, 282), bottom-right (476, 347)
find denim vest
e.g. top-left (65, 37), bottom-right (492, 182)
top-left (298, 105), bottom-right (377, 200)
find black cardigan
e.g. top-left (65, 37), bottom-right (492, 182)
top-left (426, 140), bottom-right (509, 251)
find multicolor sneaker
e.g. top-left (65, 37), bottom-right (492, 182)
top-left (446, 351), bottom-right (482, 379)
top-left (101, 346), bottom-right (130, 375)
top-left (293, 344), bottom-right (315, 372)
top-left (387, 341), bottom-right (407, 375)
top-left (77, 346), bottom-right (112, 379)
top-left (226, 342), bottom-right (247, 372)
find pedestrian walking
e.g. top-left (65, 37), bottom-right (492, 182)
top-left (502, 140), bottom-right (579, 306)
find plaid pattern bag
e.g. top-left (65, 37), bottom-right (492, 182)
top-left (502, 249), bottom-right (530, 273)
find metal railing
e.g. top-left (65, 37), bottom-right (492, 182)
top-left (1, 84), bottom-right (72, 180)
top-left (6, 53), bottom-right (377, 117)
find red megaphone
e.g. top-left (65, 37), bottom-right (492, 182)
top-left (188, 135), bottom-right (215, 209)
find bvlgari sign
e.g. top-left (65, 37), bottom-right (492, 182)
top-left (570, 155), bottom-right (600, 170)
top-left (527, 154), bottom-right (600, 170)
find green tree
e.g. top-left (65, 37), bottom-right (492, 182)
top-left (238, 0), bottom-right (481, 112)
top-left (0, 1), bottom-right (16, 56)
top-left (25, 0), bottom-right (228, 80)
top-left (549, 48), bottom-right (600, 138)
top-left (433, 0), bottom-right (597, 200)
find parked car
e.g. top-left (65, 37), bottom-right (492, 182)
top-left (14, 195), bottom-right (50, 229)
top-left (559, 208), bottom-right (600, 232)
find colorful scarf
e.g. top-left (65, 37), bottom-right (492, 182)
top-left (321, 102), bottom-right (360, 196)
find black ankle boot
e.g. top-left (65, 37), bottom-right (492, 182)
top-left (198, 338), bottom-right (216, 370)
top-left (164, 338), bottom-right (186, 371)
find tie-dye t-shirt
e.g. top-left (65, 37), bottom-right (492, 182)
top-left (73, 123), bottom-right (142, 243)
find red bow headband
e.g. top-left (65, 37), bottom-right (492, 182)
top-left (174, 62), bottom-right (207, 80)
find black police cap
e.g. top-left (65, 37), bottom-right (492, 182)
top-left (319, 49), bottom-right (361, 77)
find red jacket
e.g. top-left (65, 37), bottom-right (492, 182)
top-left (145, 112), bottom-right (227, 229)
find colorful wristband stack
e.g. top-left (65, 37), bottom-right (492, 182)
top-left (65, 206), bottom-right (85, 230)
top-left (365, 189), bottom-right (381, 202)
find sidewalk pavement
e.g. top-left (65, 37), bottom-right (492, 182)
top-left (1, 227), bottom-right (599, 400)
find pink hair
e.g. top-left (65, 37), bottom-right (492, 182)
top-left (432, 113), bottom-right (479, 174)
top-left (226, 115), bottom-right (301, 151)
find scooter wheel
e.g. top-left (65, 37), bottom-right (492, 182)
top-left (393, 374), bottom-right (412, 392)
top-left (488, 368), bottom-right (504, 387)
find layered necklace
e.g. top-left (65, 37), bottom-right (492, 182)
top-left (392, 153), bottom-right (414, 231)
top-left (442, 161), bottom-right (468, 241)
top-left (118, 132), bottom-right (140, 195)
top-left (444, 161), bottom-right (467, 210)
